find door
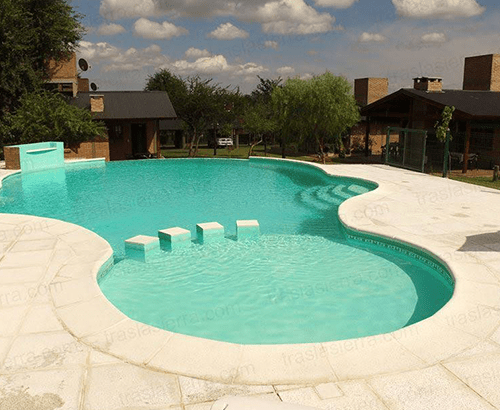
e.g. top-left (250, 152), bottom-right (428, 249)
top-left (131, 123), bottom-right (147, 155)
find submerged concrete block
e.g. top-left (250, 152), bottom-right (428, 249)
top-left (236, 220), bottom-right (260, 241)
top-left (158, 227), bottom-right (191, 251)
top-left (196, 222), bottom-right (225, 244)
top-left (125, 235), bottom-right (160, 262)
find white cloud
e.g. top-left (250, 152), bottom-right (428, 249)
top-left (207, 23), bottom-right (249, 40)
top-left (97, 23), bottom-right (126, 35)
top-left (421, 32), bottom-right (448, 43)
top-left (165, 55), bottom-right (267, 77)
top-left (100, 0), bottom-right (157, 20)
top-left (277, 66), bottom-right (295, 75)
top-left (100, 0), bottom-right (339, 36)
top-left (78, 41), bottom-right (168, 72)
top-left (184, 47), bottom-right (212, 60)
top-left (392, 0), bottom-right (485, 19)
top-left (249, 0), bottom-right (336, 34)
top-left (313, 0), bottom-right (358, 8)
top-left (359, 32), bottom-right (387, 42)
top-left (133, 18), bottom-right (189, 39)
top-left (264, 40), bottom-right (279, 50)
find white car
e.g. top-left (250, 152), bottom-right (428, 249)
top-left (216, 137), bottom-right (233, 147)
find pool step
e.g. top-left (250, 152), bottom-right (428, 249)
top-left (125, 220), bottom-right (260, 261)
top-left (197, 222), bottom-right (225, 244)
top-left (125, 235), bottom-right (160, 262)
top-left (158, 227), bottom-right (192, 251)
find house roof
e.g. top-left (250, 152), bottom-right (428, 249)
top-left (71, 91), bottom-right (177, 120)
top-left (361, 88), bottom-right (500, 119)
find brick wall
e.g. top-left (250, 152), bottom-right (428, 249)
top-left (64, 138), bottom-right (110, 161)
top-left (90, 96), bottom-right (104, 113)
top-left (354, 78), bottom-right (388, 106)
top-left (4, 146), bottom-right (20, 170)
top-left (463, 54), bottom-right (500, 91)
top-left (78, 78), bottom-right (89, 93)
top-left (413, 78), bottom-right (442, 92)
top-left (46, 53), bottom-right (77, 80)
top-left (349, 122), bottom-right (397, 154)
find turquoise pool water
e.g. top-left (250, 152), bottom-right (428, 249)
top-left (0, 158), bottom-right (453, 344)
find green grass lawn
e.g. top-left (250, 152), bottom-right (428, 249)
top-left (447, 175), bottom-right (500, 190)
top-left (160, 145), bottom-right (321, 162)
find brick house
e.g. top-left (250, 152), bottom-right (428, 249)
top-left (71, 91), bottom-right (176, 160)
top-left (350, 78), bottom-right (390, 155)
top-left (355, 54), bottom-right (500, 171)
top-left (44, 53), bottom-right (177, 161)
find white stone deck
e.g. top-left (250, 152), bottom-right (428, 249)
top-left (1, 162), bottom-right (500, 409)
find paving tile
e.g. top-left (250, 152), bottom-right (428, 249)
top-left (19, 304), bottom-right (64, 334)
top-left (445, 340), bottom-right (500, 361)
top-left (0, 266), bottom-right (47, 285)
top-left (9, 238), bottom-right (57, 253)
top-left (148, 333), bottom-right (242, 383)
top-left (90, 350), bottom-right (124, 366)
top-left (327, 381), bottom-right (389, 410)
top-left (186, 402), bottom-right (215, 410)
top-left (83, 318), bottom-right (172, 364)
top-left (179, 375), bottom-right (274, 404)
top-left (390, 318), bottom-right (481, 363)
top-left (56, 296), bottom-right (126, 338)
top-left (274, 385), bottom-right (311, 392)
top-left (84, 363), bottom-right (181, 409)
top-left (0, 282), bottom-right (38, 308)
top-left (0, 337), bottom-right (12, 368)
top-left (56, 262), bottom-right (98, 280)
top-left (444, 354), bottom-right (500, 409)
top-left (0, 250), bottom-right (54, 268)
top-left (0, 305), bottom-right (29, 336)
top-left (314, 382), bottom-right (343, 399)
top-left (237, 343), bottom-right (335, 384)
top-left (369, 365), bottom-right (496, 410)
top-left (2, 331), bottom-right (87, 372)
top-left (323, 333), bottom-right (426, 380)
top-left (50, 276), bottom-right (101, 307)
top-left (0, 366), bottom-right (84, 410)
top-left (278, 387), bottom-right (322, 407)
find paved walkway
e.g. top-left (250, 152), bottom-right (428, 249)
top-left (1, 162), bottom-right (500, 410)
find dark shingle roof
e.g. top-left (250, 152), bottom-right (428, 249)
top-left (71, 91), bottom-right (176, 120)
top-left (402, 89), bottom-right (500, 117)
top-left (362, 88), bottom-right (500, 119)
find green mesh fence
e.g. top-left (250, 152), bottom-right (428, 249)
top-left (384, 127), bottom-right (428, 173)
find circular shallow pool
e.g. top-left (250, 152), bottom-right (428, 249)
top-left (0, 158), bottom-right (453, 344)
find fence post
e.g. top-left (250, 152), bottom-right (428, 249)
top-left (442, 130), bottom-right (450, 178)
top-left (421, 131), bottom-right (428, 173)
top-left (385, 127), bottom-right (391, 164)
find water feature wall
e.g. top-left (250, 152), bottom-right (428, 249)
top-left (4, 142), bottom-right (64, 172)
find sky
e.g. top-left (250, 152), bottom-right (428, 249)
top-left (71, 0), bottom-right (500, 95)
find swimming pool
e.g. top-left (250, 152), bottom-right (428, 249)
top-left (0, 158), bottom-right (453, 344)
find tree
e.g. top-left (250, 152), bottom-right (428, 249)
top-left (0, 0), bottom-right (84, 117)
top-left (251, 76), bottom-right (282, 104)
top-left (272, 72), bottom-right (360, 162)
top-left (243, 102), bottom-right (278, 157)
top-left (0, 91), bottom-right (107, 147)
top-left (145, 69), bottom-right (242, 157)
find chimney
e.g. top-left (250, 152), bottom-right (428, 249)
top-left (463, 54), bottom-right (500, 91)
top-left (413, 77), bottom-right (443, 93)
top-left (78, 78), bottom-right (89, 93)
top-left (90, 95), bottom-right (104, 113)
top-left (354, 78), bottom-right (389, 106)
